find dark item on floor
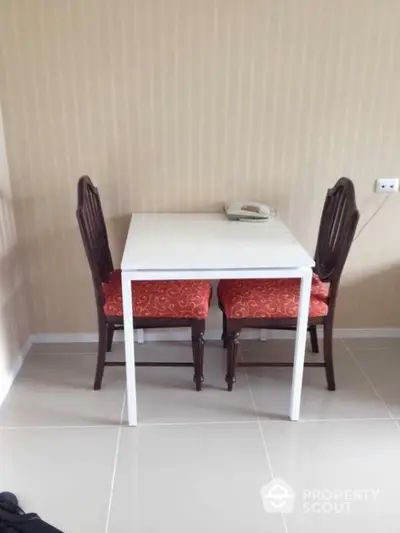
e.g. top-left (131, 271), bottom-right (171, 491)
top-left (0, 492), bottom-right (64, 533)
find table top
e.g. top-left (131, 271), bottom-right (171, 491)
top-left (121, 213), bottom-right (314, 273)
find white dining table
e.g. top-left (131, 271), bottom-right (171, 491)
top-left (121, 213), bottom-right (314, 426)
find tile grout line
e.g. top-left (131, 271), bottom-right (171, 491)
top-left (139, 419), bottom-right (258, 427)
top-left (2, 415), bottom-right (399, 431)
top-left (240, 356), bottom-right (289, 533)
top-left (341, 347), bottom-right (392, 352)
top-left (3, 412), bottom-right (400, 432)
top-left (243, 371), bottom-right (276, 476)
top-left (239, 355), bottom-right (276, 475)
top-left (341, 339), bottom-right (396, 420)
top-left (0, 425), bottom-right (125, 431)
top-left (104, 390), bottom-right (126, 533)
top-left (0, 420), bottom-right (257, 431)
top-left (298, 416), bottom-right (395, 423)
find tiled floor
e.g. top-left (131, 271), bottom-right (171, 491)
top-left (1, 337), bottom-right (400, 532)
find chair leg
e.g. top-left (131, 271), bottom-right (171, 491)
top-left (94, 319), bottom-right (107, 390)
top-left (106, 324), bottom-right (115, 352)
top-left (191, 321), bottom-right (205, 391)
top-left (309, 325), bottom-right (319, 354)
top-left (221, 313), bottom-right (228, 348)
top-left (323, 320), bottom-right (336, 391)
top-left (226, 330), bottom-right (240, 391)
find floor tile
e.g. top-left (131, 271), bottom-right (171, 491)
top-left (347, 347), bottom-right (400, 417)
top-left (0, 427), bottom-right (118, 533)
top-left (241, 339), bottom-right (390, 420)
top-left (342, 338), bottom-right (400, 352)
top-left (260, 420), bottom-right (400, 532)
top-left (2, 338), bottom-right (400, 532)
top-left (125, 341), bottom-right (257, 425)
top-left (108, 423), bottom-right (285, 533)
top-left (0, 353), bottom-right (125, 427)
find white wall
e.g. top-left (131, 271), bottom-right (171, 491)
top-left (0, 104), bottom-right (31, 405)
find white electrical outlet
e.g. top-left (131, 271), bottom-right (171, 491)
top-left (375, 177), bottom-right (399, 194)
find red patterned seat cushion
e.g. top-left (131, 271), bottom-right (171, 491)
top-left (102, 270), bottom-right (211, 319)
top-left (218, 274), bottom-right (329, 319)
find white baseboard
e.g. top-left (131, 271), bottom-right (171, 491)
top-left (0, 336), bottom-right (33, 409)
top-left (32, 327), bottom-right (400, 344)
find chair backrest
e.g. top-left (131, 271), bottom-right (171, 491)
top-left (76, 176), bottom-right (114, 305)
top-left (314, 177), bottom-right (359, 292)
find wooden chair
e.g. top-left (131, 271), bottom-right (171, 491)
top-left (76, 176), bottom-right (211, 391)
top-left (218, 177), bottom-right (359, 391)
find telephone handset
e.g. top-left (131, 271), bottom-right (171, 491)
top-left (224, 201), bottom-right (275, 221)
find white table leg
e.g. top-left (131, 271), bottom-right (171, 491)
top-left (290, 269), bottom-right (312, 421)
top-left (122, 272), bottom-right (137, 426)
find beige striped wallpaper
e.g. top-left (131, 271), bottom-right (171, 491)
top-left (0, 0), bottom-right (400, 333)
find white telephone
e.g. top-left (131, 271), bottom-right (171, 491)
top-left (224, 201), bottom-right (275, 221)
